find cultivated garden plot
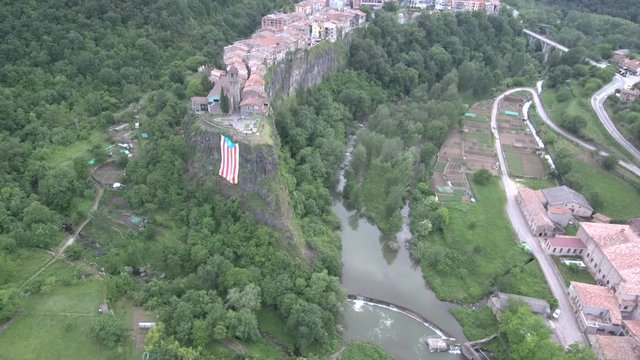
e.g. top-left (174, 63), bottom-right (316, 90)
top-left (431, 102), bottom-right (498, 202)
top-left (496, 95), bottom-right (548, 179)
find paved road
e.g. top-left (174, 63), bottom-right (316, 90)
top-left (531, 83), bottom-right (640, 177)
top-left (491, 89), bottom-right (586, 347)
top-left (591, 74), bottom-right (640, 163)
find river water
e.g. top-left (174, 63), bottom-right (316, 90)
top-left (337, 136), bottom-right (465, 359)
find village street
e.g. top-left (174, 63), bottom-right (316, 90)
top-left (491, 88), bottom-right (586, 347)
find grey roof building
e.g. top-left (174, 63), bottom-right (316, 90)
top-left (541, 186), bottom-right (593, 217)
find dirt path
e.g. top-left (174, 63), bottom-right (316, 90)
top-left (20, 175), bottom-right (106, 289)
top-left (57, 184), bottom-right (104, 256)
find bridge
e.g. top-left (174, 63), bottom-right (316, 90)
top-left (523, 29), bottom-right (568, 62)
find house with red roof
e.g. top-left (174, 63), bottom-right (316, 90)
top-left (569, 281), bottom-right (624, 335)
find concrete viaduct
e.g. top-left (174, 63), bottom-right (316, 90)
top-left (523, 29), bottom-right (569, 62)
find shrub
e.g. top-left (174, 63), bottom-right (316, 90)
top-left (91, 315), bottom-right (128, 347)
top-left (472, 169), bottom-right (492, 185)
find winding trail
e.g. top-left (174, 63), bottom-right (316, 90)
top-left (491, 89), bottom-right (586, 347)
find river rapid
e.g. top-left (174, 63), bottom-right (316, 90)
top-left (337, 136), bottom-right (465, 359)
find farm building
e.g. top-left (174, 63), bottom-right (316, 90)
top-left (545, 235), bottom-right (586, 256)
top-left (541, 186), bottom-right (594, 218)
top-left (516, 187), bottom-right (556, 237)
top-left (488, 292), bottom-right (550, 319)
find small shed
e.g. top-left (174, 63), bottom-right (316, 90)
top-left (129, 215), bottom-right (145, 228)
top-left (140, 132), bottom-right (149, 139)
top-left (138, 322), bottom-right (157, 330)
top-left (464, 112), bottom-right (477, 118)
top-left (98, 303), bottom-right (109, 314)
top-left (504, 111), bottom-right (519, 117)
top-left (489, 292), bottom-right (550, 319)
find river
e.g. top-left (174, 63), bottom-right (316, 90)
top-left (337, 136), bottom-right (465, 359)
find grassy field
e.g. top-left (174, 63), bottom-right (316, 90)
top-left (542, 84), bottom-right (632, 162)
top-left (468, 132), bottom-right (493, 145)
top-left (530, 109), bottom-right (640, 219)
top-left (451, 306), bottom-right (499, 341)
top-left (48, 130), bottom-right (108, 166)
top-left (257, 308), bottom-right (295, 351)
top-left (497, 260), bottom-right (557, 308)
top-left (451, 306), bottom-right (505, 357)
top-left (517, 177), bottom-right (557, 190)
top-left (2, 250), bottom-right (53, 289)
top-left (569, 159), bottom-right (640, 218)
top-left (553, 257), bottom-right (596, 286)
top-left (0, 266), bottom-right (138, 360)
top-left (504, 148), bottom-right (525, 177)
top-left (420, 178), bottom-right (552, 303)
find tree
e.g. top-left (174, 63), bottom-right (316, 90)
top-left (0, 288), bottom-right (19, 323)
top-left (220, 89), bottom-right (229, 114)
top-left (473, 169), bottom-right (492, 185)
top-left (602, 155), bottom-right (618, 170)
top-left (231, 309), bottom-right (259, 341)
top-left (91, 315), bottom-right (129, 347)
top-left (499, 301), bottom-right (564, 360)
top-left (226, 284), bottom-right (261, 311)
top-left (39, 166), bottom-right (83, 212)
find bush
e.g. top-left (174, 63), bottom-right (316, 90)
top-left (602, 155), bottom-right (618, 171)
top-left (472, 169), bottom-right (492, 185)
top-left (91, 315), bottom-right (128, 347)
top-left (64, 244), bottom-right (82, 260)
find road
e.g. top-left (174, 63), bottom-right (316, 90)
top-left (532, 83), bottom-right (640, 177)
top-left (591, 74), bottom-right (640, 164)
top-left (491, 89), bottom-right (586, 347)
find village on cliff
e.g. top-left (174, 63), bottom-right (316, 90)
top-left (190, 0), bottom-right (501, 136)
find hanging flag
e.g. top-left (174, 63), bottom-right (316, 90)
top-left (219, 135), bottom-right (239, 184)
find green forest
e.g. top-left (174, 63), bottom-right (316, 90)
top-left (1, 0), bottom-right (634, 358)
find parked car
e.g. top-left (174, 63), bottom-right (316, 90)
top-left (552, 308), bottom-right (561, 319)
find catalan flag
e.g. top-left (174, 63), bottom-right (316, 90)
top-left (219, 135), bottom-right (239, 184)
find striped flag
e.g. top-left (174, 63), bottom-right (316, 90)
top-left (219, 135), bottom-right (239, 184)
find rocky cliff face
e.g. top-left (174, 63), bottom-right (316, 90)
top-left (185, 120), bottom-right (291, 230)
top-left (186, 40), bottom-right (349, 232)
top-left (267, 38), bottom-right (349, 98)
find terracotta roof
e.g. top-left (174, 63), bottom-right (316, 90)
top-left (593, 335), bottom-right (640, 360)
top-left (571, 282), bottom-right (622, 324)
top-left (624, 319), bottom-right (640, 337)
top-left (548, 235), bottom-right (586, 249)
top-left (518, 187), bottom-right (554, 227)
top-left (581, 222), bottom-right (640, 294)
top-left (191, 97), bottom-right (207, 105)
top-left (549, 207), bottom-right (572, 215)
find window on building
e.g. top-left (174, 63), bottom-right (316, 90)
top-left (606, 280), bottom-right (610, 285)
top-left (579, 249), bottom-right (584, 254)
top-left (552, 248), bottom-right (556, 253)
top-left (559, 248), bottom-right (563, 253)
top-left (573, 249), bottom-right (577, 254)
top-left (624, 306), bottom-right (629, 310)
